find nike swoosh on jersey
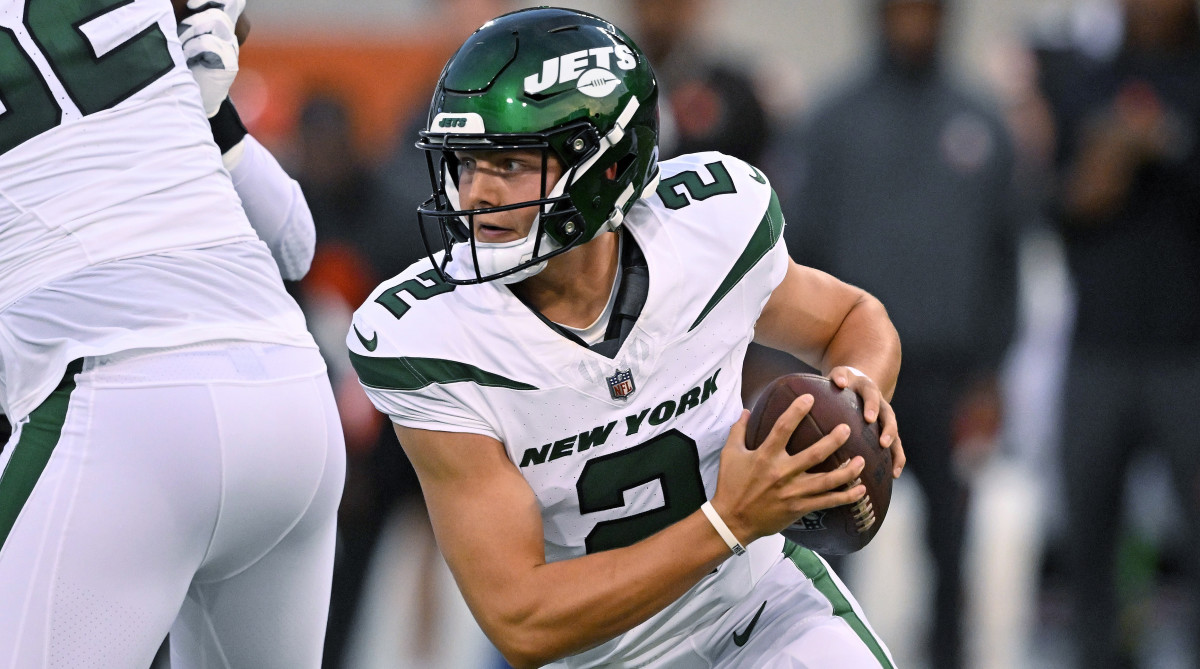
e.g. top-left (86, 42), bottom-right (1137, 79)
top-left (354, 325), bottom-right (378, 352)
top-left (732, 601), bottom-right (767, 647)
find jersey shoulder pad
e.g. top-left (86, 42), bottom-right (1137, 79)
top-left (635, 152), bottom-right (788, 334)
top-left (652, 151), bottom-right (775, 221)
top-left (347, 257), bottom-right (461, 359)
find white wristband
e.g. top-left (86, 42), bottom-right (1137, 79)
top-left (701, 501), bottom-right (746, 556)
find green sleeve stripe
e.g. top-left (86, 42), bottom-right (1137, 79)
top-left (688, 188), bottom-right (785, 332)
top-left (0, 359), bottom-right (82, 551)
top-left (349, 351), bottom-right (538, 392)
top-left (783, 540), bottom-right (895, 668)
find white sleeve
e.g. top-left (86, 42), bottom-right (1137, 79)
top-left (361, 383), bottom-right (501, 441)
top-left (228, 135), bottom-right (316, 280)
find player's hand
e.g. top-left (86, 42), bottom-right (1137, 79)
top-left (178, 7), bottom-right (239, 118)
top-left (185, 0), bottom-right (246, 23)
top-left (831, 365), bottom-right (905, 478)
top-left (709, 397), bottom-right (867, 546)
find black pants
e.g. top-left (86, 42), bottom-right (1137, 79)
top-left (1060, 349), bottom-right (1200, 669)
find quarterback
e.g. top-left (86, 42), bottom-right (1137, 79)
top-left (0, 0), bottom-right (343, 667)
top-left (349, 8), bottom-right (903, 668)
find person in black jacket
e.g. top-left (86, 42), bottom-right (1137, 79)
top-left (776, 2), bottom-right (1023, 667)
top-left (1037, 0), bottom-right (1200, 666)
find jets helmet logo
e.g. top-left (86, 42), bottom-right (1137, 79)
top-left (524, 45), bottom-right (636, 96)
top-left (606, 368), bottom-right (636, 401)
top-left (577, 69), bottom-right (620, 98)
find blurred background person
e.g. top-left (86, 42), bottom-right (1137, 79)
top-left (772, 1), bottom-right (1024, 667)
top-left (628, 0), bottom-right (770, 163)
top-left (1035, 0), bottom-right (1200, 666)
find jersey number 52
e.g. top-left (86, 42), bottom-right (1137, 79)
top-left (0, 0), bottom-right (174, 155)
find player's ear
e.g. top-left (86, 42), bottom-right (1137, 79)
top-left (605, 163), bottom-right (618, 180)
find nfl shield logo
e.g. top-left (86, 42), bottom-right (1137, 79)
top-left (606, 368), bottom-right (636, 401)
top-left (796, 511), bottom-right (827, 531)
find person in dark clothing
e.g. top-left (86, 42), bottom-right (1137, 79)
top-left (774, 1), bottom-right (1022, 667)
top-left (1037, 0), bottom-right (1200, 666)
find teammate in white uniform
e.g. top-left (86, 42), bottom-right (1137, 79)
top-left (348, 8), bottom-right (904, 668)
top-left (0, 0), bottom-right (344, 667)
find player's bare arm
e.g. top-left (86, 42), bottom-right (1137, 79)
top-left (396, 416), bottom-right (865, 669)
top-left (754, 259), bottom-right (905, 476)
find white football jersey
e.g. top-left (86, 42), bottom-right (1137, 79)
top-left (0, 0), bottom-right (314, 420)
top-left (349, 152), bottom-right (790, 666)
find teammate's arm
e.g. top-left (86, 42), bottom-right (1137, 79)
top-left (227, 135), bottom-right (316, 279)
top-left (176, 1), bottom-right (316, 280)
top-left (396, 410), bottom-right (865, 669)
top-left (753, 259), bottom-right (905, 476)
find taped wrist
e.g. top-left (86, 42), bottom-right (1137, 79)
top-left (209, 97), bottom-right (248, 155)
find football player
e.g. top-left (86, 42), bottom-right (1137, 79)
top-left (348, 8), bottom-right (904, 668)
top-left (0, 0), bottom-right (344, 667)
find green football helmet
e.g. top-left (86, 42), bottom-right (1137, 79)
top-left (416, 7), bottom-right (660, 285)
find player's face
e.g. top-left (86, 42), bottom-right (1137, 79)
top-left (454, 149), bottom-right (564, 244)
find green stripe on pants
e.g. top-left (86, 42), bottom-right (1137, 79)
top-left (0, 359), bottom-right (83, 550)
top-left (783, 539), bottom-right (894, 667)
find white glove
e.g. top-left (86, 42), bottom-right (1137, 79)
top-left (178, 7), bottom-right (239, 118)
top-left (185, 0), bottom-right (246, 24)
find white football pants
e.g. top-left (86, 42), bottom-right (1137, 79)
top-left (0, 342), bottom-right (345, 669)
top-left (646, 541), bottom-right (895, 668)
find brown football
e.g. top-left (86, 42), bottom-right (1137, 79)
top-left (745, 373), bottom-right (893, 554)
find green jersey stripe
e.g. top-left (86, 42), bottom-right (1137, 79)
top-left (349, 351), bottom-right (538, 392)
top-left (688, 188), bottom-right (784, 331)
top-left (783, 539), bottom-right (895, 668)
top-left (0, 359), bottom-right (83, 550)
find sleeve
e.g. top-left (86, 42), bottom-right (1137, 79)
top-left (346, 306), bottom-right (501, 441)
top-left (657, 152), bottom-right (789, 334)
top-left (360, 382), bottom-right (500, 440)
top-left (747, 187), bottom-right (790, 323)
top-left (228, 135), bottom-right (316, 280)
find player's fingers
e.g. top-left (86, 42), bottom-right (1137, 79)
top-left (182, 35), bottom-right (237, 66)
top-left (761, 394), bottom-right (814, 454)
top-left (789, 423), bottom-right (849, 470)
top-left (801, 483), bottom-right (866, 515)
top-left (814, 455), bottom-right (865, 492)
top-left (831, 367), bottom-right (851, 389)
top-left (179, 7), bottom-right (237, 34)
top-left (861, 386), bottom-right (881, 424)
top-left (878, 400), bottom-right (898, 448)
top-left (187, 0), bottom-right (245, 23)
top-left (890, 434), bottom-right (906, 478)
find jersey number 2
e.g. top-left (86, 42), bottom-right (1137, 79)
top-left (0, 0), bottom-right (174, 155)
top-left (656, 161), bottom-right (738, 210)
top-left (577, 429), bottom-right (707, 553)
